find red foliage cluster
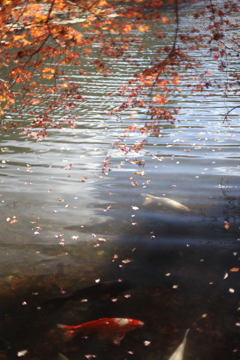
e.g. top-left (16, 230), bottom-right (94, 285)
top-left (0, 0), bottom-right (238, 142)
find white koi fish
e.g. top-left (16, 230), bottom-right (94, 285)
top-left (141, 193), bottom-right (190, 212)
top-left (168, 329), bottom-right (189, 360)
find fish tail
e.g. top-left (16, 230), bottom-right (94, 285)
top-left (58, 353), bottom-right (69, 360)
top-left (57, 324), bottom-right (78, 342)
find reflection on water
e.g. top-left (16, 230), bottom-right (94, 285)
top-left (0, 2), bottom-right (240, 360)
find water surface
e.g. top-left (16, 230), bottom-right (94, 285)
top-left (0, 2), bottom-right (239, 359)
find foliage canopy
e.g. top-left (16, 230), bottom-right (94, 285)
top-left (0, 0), bottom-right (239, 142)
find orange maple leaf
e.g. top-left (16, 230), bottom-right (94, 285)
top-left (224, 221), bottom-right (230, 229)
top-left (138, 25), bottom-right (150, 32)
top-left (230, 267), bottom-right (239, 272)
top-left (161, 17), bottom-right (171, 23)
top-left (123, 24), bottom-right (133, 33)
top-left (152, 94), bottom-right (168, 104)
top-left (42, 68), bottom-right (55, 74)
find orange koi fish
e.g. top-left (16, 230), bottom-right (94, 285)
top-left (58, 318), bottom-right (144, 344)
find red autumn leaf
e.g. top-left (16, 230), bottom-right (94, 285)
top-left (161, 17), bottom-right (171, 24)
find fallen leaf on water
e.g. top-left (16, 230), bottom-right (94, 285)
top-left (17, 350), bottom-right (28, 357)
top-left (10, 219), bottom-right (18, 224)
top-left (131, 206), bottom-right (139, 210)
top-left (103, 205), bottom-right (112, 211)
top-left (98, 237), bottom-right (106, 242)
top-left (223, 273), bottom-right (228, 279)
top-left (230, 267), bottom-right (239, 272)
top-left (224, 221), bottom-right (230, 229)
top-left (134, 170), bottom-right (146, 175)
top-left (144, 340), bottom-right (151, 346)
top-left (122, 259), bottom-right (133, 264)
top-left (229, 288), bottom-right (235, 293)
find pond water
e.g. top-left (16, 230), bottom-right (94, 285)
top-left (0, 2), bottom-right (240, 360)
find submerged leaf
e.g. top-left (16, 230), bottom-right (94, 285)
top-left (230, 268), bottom-right (239, 272)
top-left (98, 237), bottom-right (106, 242)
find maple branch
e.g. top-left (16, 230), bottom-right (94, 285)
top-left (66, 0), bottom-right (104, 20)
top-left (0, 0), bottom-right (29, 42)
top-left (223, 105), bottom-right (240, 122)
top-left (9, 32), bottom-right (52, 89)
top-left (7, 0), bottom-right (56, 89)
top-left (145, 0), bottom-right (180, 121)
top-left (165, 0), bottom-right (179, 59)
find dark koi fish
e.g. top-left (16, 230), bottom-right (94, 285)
top-left (58, 317), bottom-right (144, 344)
top-left (44, 280), bottom-right (135, 307)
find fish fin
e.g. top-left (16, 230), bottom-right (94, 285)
top-left (98, 330), bottom-right (110, 340)
top-left (168, 329), bottom-right (189, 360)
top-left (58, 353), bottom-right (69, 360)
top-left (97, 328), bottom-right (126, 342)
top-left (110, 331), bottom-right (126, 345)
top-left (142, 198), bottom-right (153, 206)
top-left (57, 324), bottom-right (76, 342)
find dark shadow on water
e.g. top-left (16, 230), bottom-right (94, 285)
top-left (62, 207), bottom-right (240, 247)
